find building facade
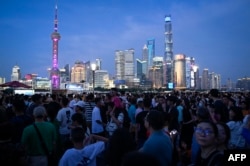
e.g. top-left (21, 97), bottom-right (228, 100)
top-left (164, 15), bottom-right (174, 87)
top-left (11, 65), bottom-right (21, 81)
top-left (71, 61), bottom-right (86, 83)
top-left (174, 54), bottom-right (186, 89)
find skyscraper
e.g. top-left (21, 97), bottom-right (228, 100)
top-left (174, 54), bottom-right (186, 89)
top-left (95, 58), bottom-right (102, 70)
top-left (50, 3), bottom-right (61, 89)
top-left (164, 15), bottom-right (174, 88)
top-left (147, 39), bottom-right (155, 70)
top-left (115, 49), bottom-right (134, 87)
top-left (11, 65), bottom-right (21, 81)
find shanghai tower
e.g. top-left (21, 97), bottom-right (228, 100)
top-left (50, 3), bottom-right (61, 89)
top-left (164, 15), bottom-right (174, 87)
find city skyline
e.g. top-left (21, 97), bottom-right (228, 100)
top-left (1, 0), bottom-right (250, 83)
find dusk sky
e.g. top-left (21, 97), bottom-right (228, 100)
top-left (1, 0), bottom-right (250, 84)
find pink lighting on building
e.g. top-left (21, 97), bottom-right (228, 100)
top-left (50, 3), bottom-right (61, 90)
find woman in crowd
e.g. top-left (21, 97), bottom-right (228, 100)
top-left (216, 122), bottom-right (230, 151)
top-left (194, 120), bottom-right (223, 166)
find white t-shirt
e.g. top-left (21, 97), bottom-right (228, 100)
top-left (59, 141), bottom-right (105, 166)
top-left (56, 107), bottom-right (75, 135)
top-left (91, 106), bottom-right (104, 134)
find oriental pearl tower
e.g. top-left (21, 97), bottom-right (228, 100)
top-left (50, 3), bottom-right (61, 89)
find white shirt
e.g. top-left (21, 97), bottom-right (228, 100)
top-left (59, 141), bottom-right (105, 166)
top-left (91, 106), bottom-right (104, 134)
top-left (56, 107), bottom-right (75, 135)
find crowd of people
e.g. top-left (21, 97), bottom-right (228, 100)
top-left (0, 88), bottom-right (250, 166)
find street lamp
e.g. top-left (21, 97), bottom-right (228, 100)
top-left (91, 63), bottom-right (97, 94)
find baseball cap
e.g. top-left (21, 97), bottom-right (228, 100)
top-left (74, 100), bottom-right (85, 108)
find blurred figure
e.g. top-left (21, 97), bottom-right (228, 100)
top-left (216, 122), bottom-right (230, 151)
top-left (140, 111), bottom-right (173, 166)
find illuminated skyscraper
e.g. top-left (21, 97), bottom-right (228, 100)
top-left (174, 54), bottom-right (186, 89)
top-left (95, 58), bottom-right (102, 70)
top-left (50, 3), bottom-right (61, 89)
top-left (11, 65), bottom-right (21, 81)
top-left (147, 39), bottom-right (155, 70)
top-left (164, 15), bottom-right (174, 87)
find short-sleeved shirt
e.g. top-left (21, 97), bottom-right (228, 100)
top-left (59, 141), bottom-right (105, 166)
top-left (92, 106), bottom-right (104, 134)
top-left (56, 107), bottom-right (75, 135)
top-left (21, 121), bottom-right (57, 155)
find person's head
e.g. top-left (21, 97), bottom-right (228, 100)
top-left (216, 122), bottom-right (230, 147)
top-left (144, 111), bottom-right (165, 131)
top-left (95, 97), bottom-right (103, 107)
top-left (12, 98), bottom-right (26, 113)
top-left (196, 107), bottom-right (210, 121)
top-left (31, 94), bottom-right (42, 104)
top-left (209, 89), bottom-right (220, 98)
top-left (61, 97), bottom-right (69, 107)
top-left (195, 120), bottom-right (218, 148)
top-left (74, 100), bottom-right (85, 112)
top-left (121, 151), bottom-right (161, 166)
top-left (33, 106), bottom-right (47, 119)
top-left (70, 127), bottom-right (85, 143)
top-left (107, 128), bottom-right (136, 166)
top-left (229, 106), bottom-right (243, 122)
top-left (167, 95), bottom-right (177, 106)
top-left (71, 113), bottom-right (87, 131)
top-left (143, 97), bottom-right (151, 109)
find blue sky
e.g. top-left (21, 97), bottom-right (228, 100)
top-left (0, 0), bottom-right (250, 83)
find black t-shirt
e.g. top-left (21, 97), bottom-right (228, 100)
top-left (196, 150), bottom-right (223, 166)
top-left (135, 111), bottom-right (148, 140)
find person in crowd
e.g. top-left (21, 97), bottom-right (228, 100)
top-left (121, 151), bottom-right (161, 166)
top-left (10, 97), bottom-right (33, 144)
top-left (155, 95), bottom-right (167, 112)
top-left (70, 112), bottom-right (90, 139)
top-left (74, 100), bottom-right (85, 114)
top-left (140, 110), bottom-right (173, 166)
top-left (216, 122), bottom-right (230, 151)
top-left (44, 94), bottom-right (61, 122)
top-left (59, 127), bottom-right (106, 166)
top-left (110, 88), bottom-right (123, 112)
top-left (128, 97), bottom-right (137, 136)
top-left (194, 120), bottom-right (223, 166)
top-left (105, 128), bottom-right (136, 166)
top-left (84, 93), bottom-right (96, 130)
top-left (0, 107), bottom-right (27, 166)
top-left (135, 97), bottom-right (151, 149)
top-left (21, 106), bottom-right (57, 166)
top-left (166, 95), bottom-right (179, 132)
top-left (227, 106), bottom-right (246, 149)
top-left (135, 100), bottom-right (143, 117)
top-left (56, 97), bottom-right (75, 153)
top-left (26, 94), bottom-right (42, 119)
top-left (92, 97), bottom-right (105, 136)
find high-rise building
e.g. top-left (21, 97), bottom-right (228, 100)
top-left (115, 49), bottom-right (135, 87)
top-left (95, 58), bottom-right (102, 70)
top-left (202, 69), bottom-right (209, 90)
top-left (71, 61), bottom-right (86, 83)
top-left (11, 65), bottom-right (21, 81)
top-left (142, 45), bottom-right (148, 78)
top-left (0, 77), bottom-right (5, 84)
top-left (174, 54), bottom-right (186, 89)
top-left (136, 59), bottom-right (147, 82)
top-left (50, 3), bottom-right (61, 89)
top-left (164, 15), bottom-right (174, 88)
top-left (209, 72), bottom-right (221, 89)
top-left (149, 56), bottom-right (164, 88)
top-left (147, 39), bottom-right (155, 70)
top-left (95, 70), bottom-right (109, 88)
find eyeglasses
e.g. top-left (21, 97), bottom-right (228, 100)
top-left (195, 127), bottom-right (214, 136)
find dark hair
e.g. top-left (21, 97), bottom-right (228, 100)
top-left (94, 97), bottom-right (102, 104)
top-left (146, 111), bottom-right (164, 130)
top-left (210, 89), bottom-right (220, 98)
top-left (71, 113), bottom-right (87, 132)
top-left (106, 128), bottom-right (136, 166)
top-left (71, 127), bottom-right (85, 143)
top-left (216, 122), bottom-right (231, 146)
top-left (61, 97), bottom-right (69, 107)
top-left (12, 98), bottom-right (26, 112)
top-left (229, 106), bottom-right (243, 122)
top-left (31, 94), bottom-right (41, 102)
top-left (143, 98), bottom-right (151, 108)
top-left (121, 151), bottom-right (161, 166)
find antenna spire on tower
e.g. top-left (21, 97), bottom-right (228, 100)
top-left (54, 0), bottom-right (58, 32)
